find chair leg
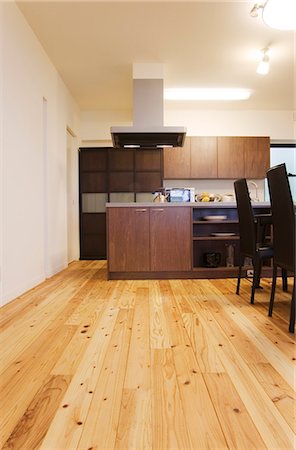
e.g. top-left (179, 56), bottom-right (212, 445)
top-left (236, 255), bottom-right (244, 295)
top-left (289, 277), bottom-right (295, 334)
top-left (269, 264), bottom-right (277, 317)
top-left (251, 255), bottom-right (260, 304)
top-left (254, 259), bottom-right (262, 289)
top-left (282, 268), bottom-right (288, 292)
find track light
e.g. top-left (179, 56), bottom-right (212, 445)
top-left (250, 0), bottom-right (296, 31)
top-left (250, 3), bottom-right (264, 18)
top-left (257, 48), bottom-right (270, 75)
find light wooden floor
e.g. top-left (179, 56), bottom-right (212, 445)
top-left (0, 260), bottom-right (295, 450)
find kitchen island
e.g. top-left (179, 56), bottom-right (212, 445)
top-left (106, 202), bottom-right (271, 280)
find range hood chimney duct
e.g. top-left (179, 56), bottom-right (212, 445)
top-left (111, 64), bottom-right (186, 148)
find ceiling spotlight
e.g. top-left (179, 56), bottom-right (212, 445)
top-left (250, 0), bottom-right (296, 30)
top-left (257, 48), bottom-right (270, 75)
top-left (263, 0), bottom-right (296, 31)
top-left (250, 3), bottom-right (264, 18)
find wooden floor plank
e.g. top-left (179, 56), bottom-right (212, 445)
top-left (160, 281), bottom-right (228, 448)
top-left (1, 263), bottom-right (295, 450)
top-left (115, 287), bottom-right (152, 449)
top-left (39, 301), bottom-right (120, 449)
top-left (151, 349), bottom-right (194, 450)
top-left (149, 281), bottom-right (171, 349)
top-left (77, 309), bottom-right (134, 450)
top-left (202, 282), bottom-right (295, 389)
top-left (184, 285), bottom-right (295, 449)
top-left (0, 325), bottom-right (76, 445)
top-left (2, 374), bottom-right (71, 450)
top-left (204, 372), bottom-right (267, 450)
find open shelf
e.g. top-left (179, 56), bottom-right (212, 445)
top-left (193, 236), bottom-right (240, 241)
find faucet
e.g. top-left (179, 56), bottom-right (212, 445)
top-left (247, 180), bottom-right (259, 202)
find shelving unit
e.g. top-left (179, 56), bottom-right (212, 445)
top-left (192, 205), bottom-right (271, 278)
top-left (79, 147), bottom-right (163, 260)
top-left (191, 206), bottom-right (239, 276)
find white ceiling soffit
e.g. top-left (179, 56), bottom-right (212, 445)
top-left (16, 1), bottom-right (295, 111)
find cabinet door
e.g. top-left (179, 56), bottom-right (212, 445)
top-left (108, 208), bottom-right (150, 272)
top-left (150, 207), bottom-right (191, 271)
top-left (135, 149), bottom-right (161, 171)
top-left (244, 137), bottom-right (270, 179)
top-left (163, 137), bottom-right (191, 179)
top-left (191, 137), bottom-right (217, 178)
top-left (217, 137), bottom-right (245, 179)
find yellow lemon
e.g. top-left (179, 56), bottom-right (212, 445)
top-left (201, 196), bottom-right (210, 202)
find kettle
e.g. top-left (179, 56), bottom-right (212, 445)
top-left (153, 192), bottom-right (169, 203)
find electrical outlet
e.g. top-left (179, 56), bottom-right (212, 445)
top-left (247, 269), bottom-right (254, 277)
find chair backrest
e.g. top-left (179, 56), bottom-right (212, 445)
top-left (267, 163), bottom-right (295, 272)
top-left (234, 178), bottom-right (257, 257)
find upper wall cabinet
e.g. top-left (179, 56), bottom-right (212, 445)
top-left (163, 137), bottom-right (217, 179)
top-left (163, 136), bottom-right (270, 180)
top-left (191, 137), bottom-right (218, 178)
top-left (163, 137), bottom-right (191, 179)
top-left (244, 137), bottom-right (270, 179)
top-left (217, 136), bottom-right (270, 179)
top-left (217, 137), bottom-right (245, 179)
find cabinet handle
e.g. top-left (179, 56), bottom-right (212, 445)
top-left (135, 208), bottom-right (147, 212)
top-left (152, 208), bottom-right (164, 212)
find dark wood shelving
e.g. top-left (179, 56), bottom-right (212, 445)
top-left (193, 220), bottom-right (238, 224)
top-left (79, 147), bottom-right (163, 260)
top-left (193, 236), bottom-right (239, 241)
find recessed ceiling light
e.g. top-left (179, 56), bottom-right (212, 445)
top-left (164, 88), bottom-right (251, 101)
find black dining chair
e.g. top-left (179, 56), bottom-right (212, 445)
top-left (266, 163), bottom-right (295, 333)
top-left (234, 178), bottom-right (273, 304)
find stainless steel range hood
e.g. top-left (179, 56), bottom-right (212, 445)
top-left (111, 64), bottom-right (186, 148)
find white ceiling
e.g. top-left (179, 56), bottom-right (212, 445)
top-left (16, 1), bottom-right (295, 112)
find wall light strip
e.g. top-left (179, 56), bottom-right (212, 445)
top-left (164, 88), bottom-right (251, 101)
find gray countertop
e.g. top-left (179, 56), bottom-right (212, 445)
top-left (106, 201), bottom-right (271, 208)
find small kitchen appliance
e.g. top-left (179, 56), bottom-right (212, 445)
top-left (166, 188), bottom-right (195, 202)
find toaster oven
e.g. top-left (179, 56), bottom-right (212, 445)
top-left (167, 188), bottom-right (195, 202)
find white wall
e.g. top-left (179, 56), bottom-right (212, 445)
top-left (80, 108), bottom-right (295, 144)
top-left (1, 2), bottom-right (80, 306)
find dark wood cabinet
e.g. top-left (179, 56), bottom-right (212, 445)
top-left (79, 149), bottom-right (108, 259)
top-left (108, 207), bottom-right (150, 272)
top-left (79, 148), bottom-right (163, 260)
top-left (80, 213), bottom-right (106, 258)
top-left (191, 137), bottom-right (218, 178)
top-left (107, 205), bottom-right (191, 275)
top-left (80, 150), bottom-right (108, 172)
top-left (107, 204), bottom-right (272, 279)
top-left (150, 207), bottom-right (191, 271)
top-left (163, 136), bottom-right (270, 180)
top-left (135, 149), bottom-right (161, 171)
top-left (191, 205), bottom-right (271, 278)
top-left (163, 137), bottom-right (191, 178)
top-left (217, 136), bottom-right (270, 179)
top-left (217, 137), bottom-right (245, 179)
top-left (244, 137), bottom-right (270, 179)
top-left (109, 149), bottom-right (134, 171)
top-left (134, 149), bottom-right (162, 192)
